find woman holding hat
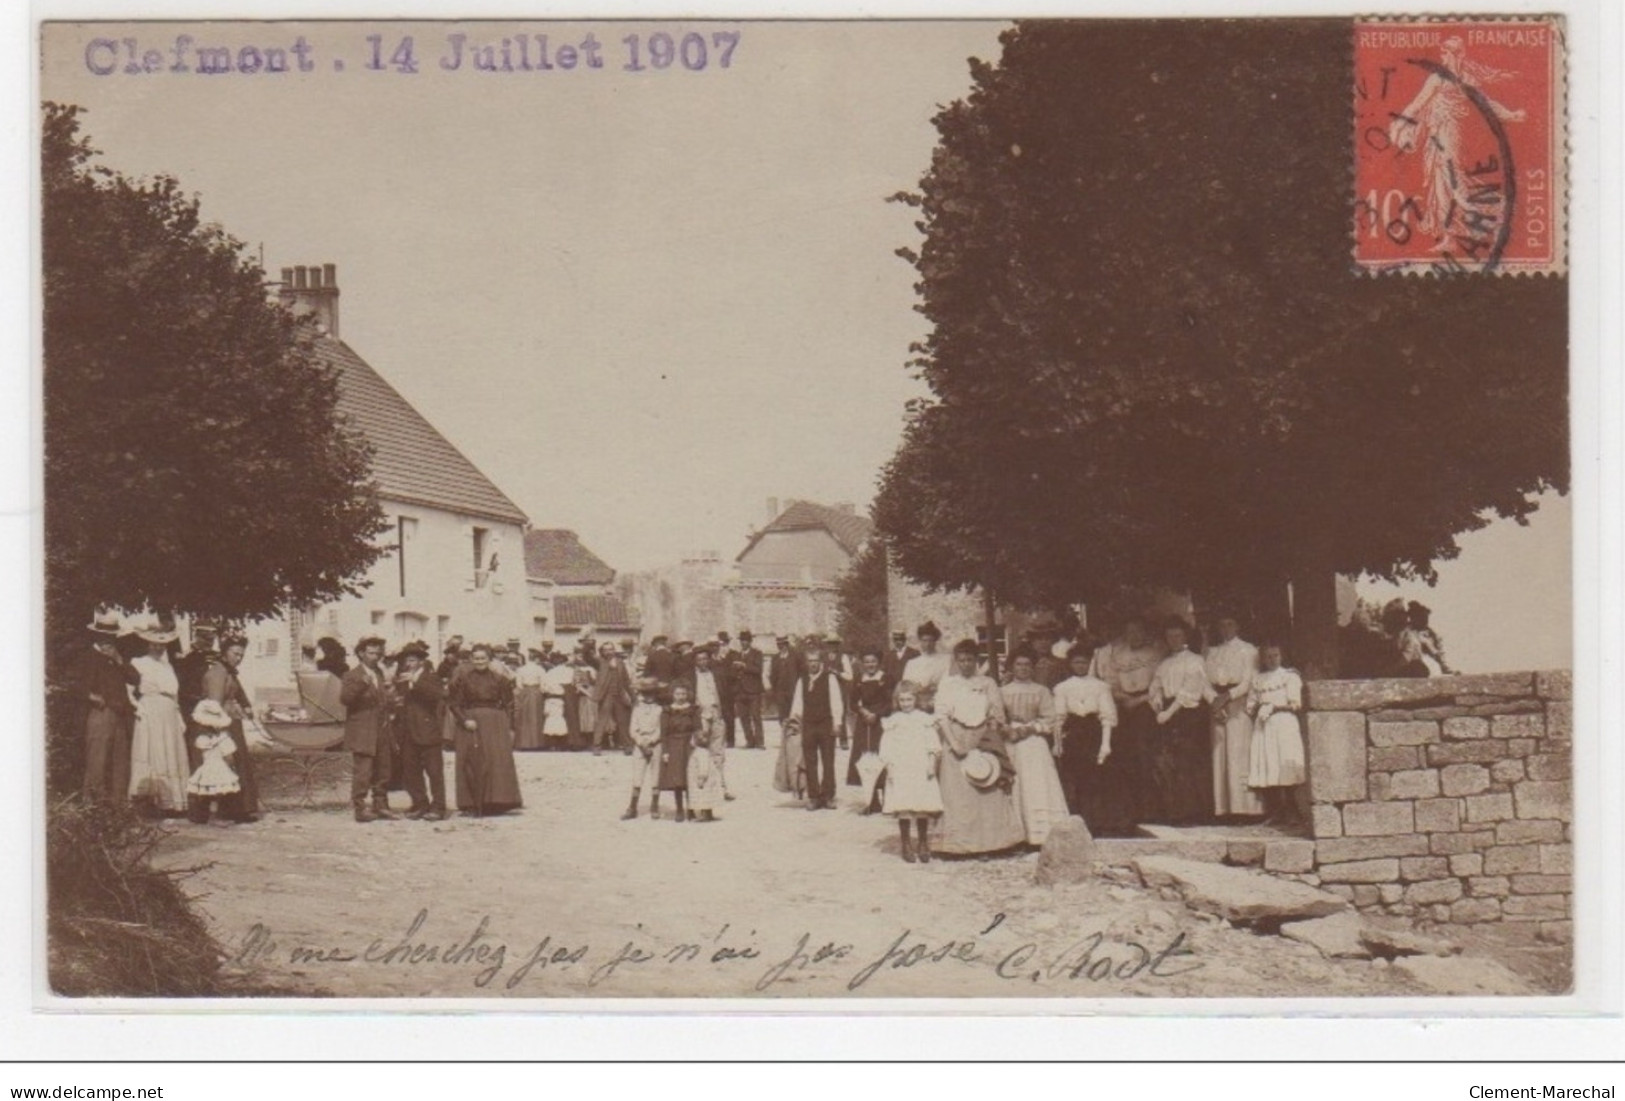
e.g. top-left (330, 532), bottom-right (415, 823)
top-left (128, 619), bottom-right (190, 815)
top-left (199, 635), bottom-right (258, 822)
top-left (932, 640), bottom-right (1024, 856)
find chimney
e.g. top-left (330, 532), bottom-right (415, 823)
top-left (766, 497), bottom-right (779, 524)
top-left (277, 262), bottom-right (342, 338)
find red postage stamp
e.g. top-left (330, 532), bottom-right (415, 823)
top-left (1353, 16), bottom-right (1565, 274)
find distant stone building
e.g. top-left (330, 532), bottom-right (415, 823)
top-left (524, 529), bottom-right (638, 651)
top-left (235, 264), bottom-right (533, 695)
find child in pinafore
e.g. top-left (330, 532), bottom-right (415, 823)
top-left (655, 683), bottom-right (698, 823)
top-left (1245, 642), bottom-right (1307, 826)
top-left (877, 682), bottom-right (943, 863)
top-left (621, 677), bottom-right (665, 820)
top-left (687, 691), bottom-right (724, 823)
top-left (187, 700), bottom-right (240, 824)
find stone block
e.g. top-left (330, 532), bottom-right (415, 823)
top-left (1304, 679), bottom-right (1447, 711)
top-left (1414, 799), bottom-right (1461, 833)
top-left (1513, 780), bottom-right (1571, 822)
top-left (1280, 911), bottom-right (1372, 958)
top-left (1510, 874), bottom-right (1570, 895)
top-left (1439, 764), bottom-right (1490, 797)
top-left (1370, 706), bottom-right (1469, 722)
top-left (1263, 839), bottom-right (1315, 874)
top-left (1315, 834), bottom-right (1428, 863)
top-left (1544, 699), bottom-right (1572, 742)
top-left (1450, 898), bottom-right (1502, 924)
top-left (1310, 804), bottom-right (1342, 838)
top-left (1505, 738), bottom-right (1539, 757)
top-left (1430, 829), bottom-right (1496, 855)
top-left (1352, 885), bottom-right (1381, 908)
top-left (1535, 669), bottom-right (1571, 700)
top-left (1442, 716), bottom-right (1490, 741)
top-left (1386, 769), bottom-right (1440, 800)
top-left (1500, 894), bottom-right (1567, 920)
top-left (1537, 921), bottom-right (1573, 945)
top-left (1427, 740), bottom-right (1512, 766)
top-left (1324, 884), bottom-right (1355, 901)
top-left (1369, 721), bottom-right (1439, 748)
top-left (1034, 817), bottom-right (1097, 885)
top-left (1319, 858), bottom-right (1400, 884)
top-left (1378, 883), bottom-right (1404, 904)
top-left (1130, 855), bottom-right (1348, 924)
top-left (1491, 759), bottom-right (1525, 784)
top-left (1495, 819), bottom-right (1565, 844)
top-left (1368, 773), bottom-right (1392, 801)
top-left (1539, 844), bottom-right (1572, 875)
top-left (1368, 745), bottom-right (1420, 771)
top-left (1448, 853), bottom-right (1483, 877)
top-left (1341, 801), bottom-right (1415, 836)
top-left (1463, 793), bottom-right (1515, 823)
top-left (1399, 856), bottom-right (1450, 881)
top-left (1483, 844), bottom-right (1541, 876)
top-left (1225, 840), bottom-right (1265, 866)
top-left (1525, 753), bottom-right (1571, 782)
top-left (1469, 876), bottom-right (1511, 898)
top-left (1307, 712), bottom-right (1367, 803)
top-left (1404, 878), bottom-right (1464, 905)
top-left (1467, 700), bottom-right (1544, 718)
top-left (1430, 904), bottom-right (1453, 923)
top-left (1491, 712), bottom-right (1545, 740)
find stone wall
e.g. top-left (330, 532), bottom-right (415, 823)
top-left (1303, 671), bottom-right (1572, 942)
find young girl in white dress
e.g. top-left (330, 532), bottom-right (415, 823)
top-left (878, 682), bottom-right (943, 863)
top-left (1245, 643), bottom-right (1307, 826)
top-left (187, 700), bottom-right (241, 824)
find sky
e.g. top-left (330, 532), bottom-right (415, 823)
top-left (40, 18), bottom-right (1573, 673)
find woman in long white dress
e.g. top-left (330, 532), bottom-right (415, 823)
top-left (1246, 642), bottom-right (1307, 826)
top-left (1205, 615), bottom-right (1263, 819)
top-left (1000, 650), bottom-right (1070, 846)
top-left (128, 625), bottom-right (190, 814)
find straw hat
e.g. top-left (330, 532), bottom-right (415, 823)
top-left (960, 749), bottom-right (1000, 789)
top-left (191, 700), bottom-right (233, 730)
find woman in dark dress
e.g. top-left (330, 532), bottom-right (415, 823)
top-left (198, 635), bottom-right (258, 823)
top-left (846, 650), bottom-right (892, 811)
top-left (448, 644), bottom-right (524, 815)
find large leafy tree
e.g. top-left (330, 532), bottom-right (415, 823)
top-left (874, 21), bottom-right (1567, 674)
top-left (835, 538), bottom-right (891, 655)
top-left (43, 103), bottom-right (387, 664)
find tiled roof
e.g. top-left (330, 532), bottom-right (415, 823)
top-left (316, 336), bottom-right (529, 526)
top-left (554, 594), bottom-right (636, 629)
top-left (524, 529), bottom-right (616, 586)
top-left (736, 499), bottom-right (873, 562)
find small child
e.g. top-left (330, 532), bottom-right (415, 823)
top-left (1245, 642), bottom-right (1307, 826)
top-left (622, 678), bottom-right (665, 820)
top-left (187, 700), bottom-right (240, 825)
top-left (655, 683), bottom-right (699, 824)
top-left (877, 682), bottom-right (943, 863)
top-left (687, 705), bottom-right (723, 823)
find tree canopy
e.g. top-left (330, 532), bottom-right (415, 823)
top-left (873, 21), bottom-right (1567, 671)
top-left (43, 102), bottom-right (387, 652)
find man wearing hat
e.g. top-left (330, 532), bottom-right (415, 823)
top-left (730, 629), bottom-right (766, 749)
top-left (901, 621), bottom-right (951, 711)
top-left (77, 612), bottom-right (137, 801)
top-left (644, 634), bottom-right (676, 686)
top-left (786, 643), bottom-right (846, 810)
top-left (769, 636), bottom-right (797, 730)
top-left (341, 636), bottom-right (398, 822)
top-left (391, 641), bottom-right (448, 819)
top-left (590, 640), bottom-right (634, 754)
top-left (882, 630), bottom-right (920, 686)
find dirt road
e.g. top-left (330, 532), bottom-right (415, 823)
top-left (151, 724), bottom-right (1559, 999)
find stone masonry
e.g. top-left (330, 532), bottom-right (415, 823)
top-left (1302, 671), bottom-right (1571, 943)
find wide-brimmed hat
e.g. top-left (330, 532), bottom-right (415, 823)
top-left (961, 749), bottom-right (1000, 789)
top-left (191, 699), bottom-right (232, 730)
top-left (739, 629), bottom-right (753, 641)
top-left (137, 626), bottom-right (178, 645)
top-left (87, 611), bottom-right (123, 636)
top-left (397, 641), bottom-right (430, 661)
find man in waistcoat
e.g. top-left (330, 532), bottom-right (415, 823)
top-left (786, 644), bottom-right (847, 811)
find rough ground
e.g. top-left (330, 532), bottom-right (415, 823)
top-left (149, 723), bottom-right (1569, 1000)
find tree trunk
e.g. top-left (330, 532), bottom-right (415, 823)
top-left (982, 587), bottom-right (1001, 682)
top-left (1289, 566), bottom-right (1340, 680)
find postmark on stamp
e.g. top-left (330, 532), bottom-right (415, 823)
top-left (1353, 16), bottom-right (1565, 274)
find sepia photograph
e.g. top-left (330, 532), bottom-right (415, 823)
top-left (36, 15), bottom-right (1578, 1003)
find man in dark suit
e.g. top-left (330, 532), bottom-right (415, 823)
top-left (392, 641), bottom-right (448, 820)
top-left (768, 635), bottom-right (797, 730)
top-left (786, 644), bottom-right (846, 810)
top-left (591, 640), bottom-right (634, 754)
top-left (882, 630), bottom-right (921, 686)
top-left (713, 632), bottom-right (739, 746)
top-left (644, 635), bottom-right (676, 686)
top-left (341, 636), bottom-right (397, 822)
top-left (731, 629), bottom-right (766, 749)
top-left (77, 612), bottom-right (137, 802)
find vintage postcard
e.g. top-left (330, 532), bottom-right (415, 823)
top-left (37, 16), bottom-right (1577, 1005)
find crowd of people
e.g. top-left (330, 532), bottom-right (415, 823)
top-left (70, 606), bottom-right (1343, 859)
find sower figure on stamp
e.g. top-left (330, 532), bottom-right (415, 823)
top-left (342, 636), bottom-right (397, 823)
top-left (392, 641), bottom-right (448, 820)
top-left (786, 644), bottom-right (846, 811)
top-left (78, 611), bottom-right (136, 803)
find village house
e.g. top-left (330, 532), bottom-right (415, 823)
top-left (233, 264), bottom-right (533, 692)
top-left (523, 528), bottom-right (639, 652)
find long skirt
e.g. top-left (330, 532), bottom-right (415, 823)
top-left (846, 713), bottom-right (882, 787)
top-left (1057, 714), bottom-right (1136, 837)
top-left (1149, 706), bottom-right (1212, 826)
top-left (688, 746), bottom-right (722, 811)
top-left (513, 685), bottom-right (545, 750)
top-left (129, 695), bottom-right (190, 811)
top-left (1249, 711), bottom-right (1307, 789)
top-left (774, 728), bottom-right (805, 796)
top-left (454, 706), bottom-right (524, 814)
top-left (1008, 732), bottom-right (1070, 845)
top-left (1212, 697), bottom-right (1264, 816)
top-left (656, 734), bottom-right (690, 792)
top-left (935, 732), bottom-right (1025, 856)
